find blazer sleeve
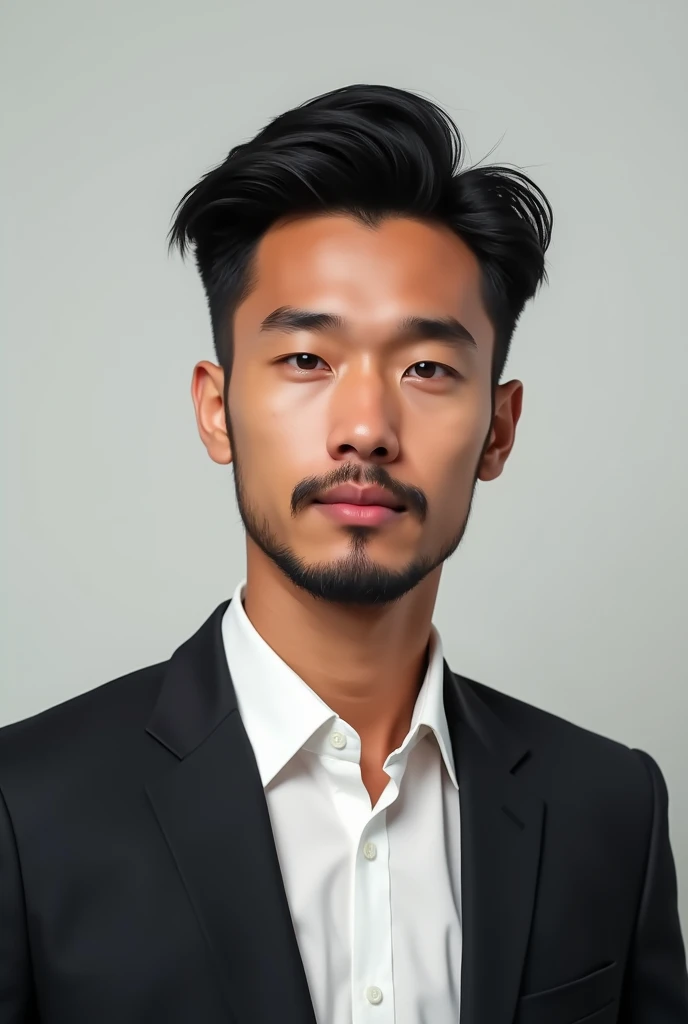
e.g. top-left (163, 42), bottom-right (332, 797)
top-left (0, 785), bottom-right (36, 1023)
top-left (620, 749), bottom-right (688, 1021)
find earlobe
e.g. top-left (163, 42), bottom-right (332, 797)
top-left (477, 441), bottom-right (501, 482)
top-left (191, 361), bottom-right (233, 466)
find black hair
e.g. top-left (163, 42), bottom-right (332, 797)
top-left (168, 83), bottom-right (553, 386)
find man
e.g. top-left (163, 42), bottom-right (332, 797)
top-left (0, 83), bottom-right (686, 1024)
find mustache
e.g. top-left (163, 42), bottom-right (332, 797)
top-left (291, 465), bottom-right (427, 522)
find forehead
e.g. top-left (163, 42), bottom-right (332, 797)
top-left (235, 213), bottom-right (492, 340)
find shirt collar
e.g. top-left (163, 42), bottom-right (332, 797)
top-left (221, 578), bottom-right (458, 790)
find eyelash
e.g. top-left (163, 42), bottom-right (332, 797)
top-left (280, 354), bottom-right (458, 380)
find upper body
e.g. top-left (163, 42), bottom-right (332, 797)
top-left (1, 585), bottom-right (687, 1024)
top-left (4, 83), bottom-right (686, 1023)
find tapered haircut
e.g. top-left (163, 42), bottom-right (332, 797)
top-left (168, 84), bottom-right (553, 387)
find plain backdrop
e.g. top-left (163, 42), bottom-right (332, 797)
top-left (1, 0), bottom-right (687, 930)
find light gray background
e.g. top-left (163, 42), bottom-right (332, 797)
top-left (2, 0), bottom-right (687, 929)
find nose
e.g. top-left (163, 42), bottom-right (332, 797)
top-left (325, 369), bottom-right (401, 465)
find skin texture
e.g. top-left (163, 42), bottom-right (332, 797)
top-left (191, 213), bottom-right (522, 805)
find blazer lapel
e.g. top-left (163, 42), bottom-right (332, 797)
top-left (142, 598), bottom-right (544, 1024)
top-left (444, 664), bottom-right (545, 1024)
top-left (144, 601), bottom-right (317, 1024)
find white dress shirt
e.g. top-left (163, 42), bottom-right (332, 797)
top-left (222, 579), bottom-right (463, 1024)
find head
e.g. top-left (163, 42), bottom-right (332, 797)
top-left (169, 84), bottom-right (552, 607)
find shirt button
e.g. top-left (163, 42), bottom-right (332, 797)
top-left (363, 841), bottom-right (377, 860)
top-left (366, 986), bottom-right (383, 1005)
top-left (330, 731), bottom-right (347, 750)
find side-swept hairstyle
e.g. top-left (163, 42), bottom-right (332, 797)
top-left (168, 84), bottom-right (553, 386)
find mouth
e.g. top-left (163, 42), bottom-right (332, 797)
top-left (312, 500), bottom-right (406, 526)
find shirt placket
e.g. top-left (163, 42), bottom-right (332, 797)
top-left (323, 718), bottom-right (404, 1024)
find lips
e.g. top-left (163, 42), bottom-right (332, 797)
top-left (313, 484), bottom-right (405, 511)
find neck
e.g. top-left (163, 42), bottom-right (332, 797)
top-left (242, 541), bottom-right (442, 765)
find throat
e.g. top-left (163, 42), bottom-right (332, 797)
top-left (360, 760), bottom-right (391, 809)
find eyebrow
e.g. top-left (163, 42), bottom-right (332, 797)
top-left (259, 305), bottom-right (477, 349)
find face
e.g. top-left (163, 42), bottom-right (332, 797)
top-left (193, 213), bottom-right (522, 606)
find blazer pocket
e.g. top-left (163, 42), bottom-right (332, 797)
top-left (514, 960), bottom-right (618, 1024)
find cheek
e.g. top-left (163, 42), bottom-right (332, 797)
top-left (419, 443), bottom-right (482, 518)
top-left (229, 375), bottom-right (328, 488)
top-left (412, 393), bottom-right (491, 491)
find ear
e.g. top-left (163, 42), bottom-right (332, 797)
top-left (190, 361), bottom-right (233, 466)
top-left (477, 379), bottom-right (523, 481)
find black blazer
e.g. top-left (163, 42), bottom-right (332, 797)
top-left (1, 599), bottom-right (686, 1024)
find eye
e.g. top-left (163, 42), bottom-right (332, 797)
top-left (404, 361), bottom-right (455, 380)
top-left (280, 354), bottom-right (457, 379)
top-left (283, 353), bottom-right (328, 372)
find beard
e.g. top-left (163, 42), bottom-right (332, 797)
top-left (226, 412), bottom-right (487, 608)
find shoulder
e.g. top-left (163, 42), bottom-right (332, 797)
top-left (0, 661), bottom-right (167, 790)
top-left (459, 674), bottom-right (657, 814)
top-left (465, 674), bottom-right (630, 752)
